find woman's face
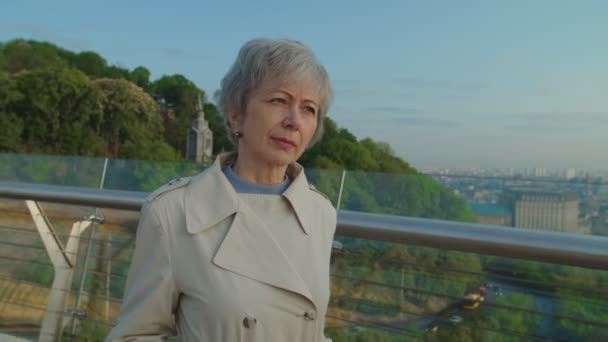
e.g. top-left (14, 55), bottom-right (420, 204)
top-left (230, 76), bottom-right (319, 169)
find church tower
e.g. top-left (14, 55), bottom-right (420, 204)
top-left (186, 96), bottom-right (213, 163)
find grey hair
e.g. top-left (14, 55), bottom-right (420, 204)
top-left (216, 38), bottom-right (333, 147)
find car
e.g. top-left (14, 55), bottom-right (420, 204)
top-left (426, 323), bottom-right (439, 333)
top-left (448, 315), bottom-right (463, 324)
top-left (462, 293), bottom-right (482, 310)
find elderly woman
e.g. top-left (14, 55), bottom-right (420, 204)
top-left (107, 38), bottom-right (336, 342)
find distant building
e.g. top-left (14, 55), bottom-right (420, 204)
top-left (469, 203), bottom-right (512, 226)
top-left (566, 168), bottom-right (576, 180)
top-left (534, 168), bottom-right (546, 177)
top-left (186, 96), bottom-right (213, 164)
top-left (501, 188), bottom-right (584, 233)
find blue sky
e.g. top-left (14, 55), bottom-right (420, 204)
top-left (2, 0), bottom-right (607, 170)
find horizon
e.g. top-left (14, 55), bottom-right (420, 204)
top-left (1, 0), bottom-right (606, 171)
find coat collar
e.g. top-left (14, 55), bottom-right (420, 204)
top-left (184, 152), bottom-right (314, 235)
top-left (184, 152), bottom-right (319, 308)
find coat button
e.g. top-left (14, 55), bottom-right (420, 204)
top-left (243, 315), bottom-right (257, 328)
top-left (304, 310), bottom-right (316, 321)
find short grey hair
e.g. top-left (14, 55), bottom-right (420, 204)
top-left (216, 38), bottom-right (333, 147)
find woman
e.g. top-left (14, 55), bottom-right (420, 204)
top-left (107, 38), bottom-right (336, 341)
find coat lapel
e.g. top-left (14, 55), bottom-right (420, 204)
top-left (212, 207), bottom-right (316, 307)
top-left (184, 153), bottom-right (317, 308)
top-left (282, 163), bottom-right (315, 236)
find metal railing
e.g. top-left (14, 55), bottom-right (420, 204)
top-left (1, 180), bottom-right (608, 341)
top-left (1, 180), bottom-right (607, 271)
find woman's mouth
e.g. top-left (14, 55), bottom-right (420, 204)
top-left (271, 137), bottom-right (296, 149)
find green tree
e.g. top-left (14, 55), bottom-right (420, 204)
top-left (69, 51), bottom-right (108, 78)
top-left (1, 39), bottom-right (68, 73)
top-left (12, 67), bottom-right (102, 155)
top-left (151, 74), bottom-right (206, 156)
top-left (0, 71), bottom-right (24, 151)
top-left (95, 78), bottom-right (179, 160)
top-left (103, 65), bottom-right (131, 79)
top-left (203, 102), bottom-right (233, 154)
top-left (129, 66), bottom-right (151, 90)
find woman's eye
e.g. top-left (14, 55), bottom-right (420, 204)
top-left (305, 106), bottom-right (317, 115)
top-left (271, 98), bottom-right (287, 104)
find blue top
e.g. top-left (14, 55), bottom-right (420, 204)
top-left (223, 164), bottom-right (291, 194)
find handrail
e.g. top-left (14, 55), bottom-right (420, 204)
top-left (1, 180), bottom-right (607, 270)
top-left (0, 181), bottom-right (147, 211)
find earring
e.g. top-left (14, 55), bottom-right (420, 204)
top-left (233, 131), bottom-right (243, 138)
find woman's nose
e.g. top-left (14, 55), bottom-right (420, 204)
top-left (283, 105), bottom-right (302, 128)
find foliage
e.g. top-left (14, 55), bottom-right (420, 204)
top-left (0, 71), bottom-right (24, 152)
top-left (129, 66), bottom-right (151, 90)
top-left (68, 51), bottom-right (108, 78)
top-left (151, 74), bottom-right (206, 155)
top-left (11, 67), bottom-right (103, 155)
top-left (203, 102), bottom-right (234, 154)
top-left (95, 78), bottom-right (178, 160)
top-left (326, 327), bottom-right (400, 342)
top-left (13, 257), bottom-right (54, 286)
top-left (1, 39), bottom-right (69, 73)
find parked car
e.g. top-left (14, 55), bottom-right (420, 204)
top-left (448, 315), bottom-right (463, 324)
top-left (462, 293), bottom-right (482, 310)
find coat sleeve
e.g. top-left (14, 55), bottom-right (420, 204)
top-left (105, 201), bottom-right (179, 341)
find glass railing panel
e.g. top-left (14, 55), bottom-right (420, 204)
top-left (63, 206), bottom-right (137, 341)
top-left (429, 173), bottom-right (608, 236)
top-left (341, 171), bottom-right (476, 222)
top-left (0, 153), bottom-right (105, 187)
top-left (2, 154), bottom-right (607, 341)
top-left (305, 168), bottom-right (344, 208)
top-left (342, 170), bottom-right (608, 237)
top-left (103, 157), bottom-right (344, 205)
top-left (0, 198), bottom-right (138, 341)
top-left (103, 158), bottom-right (207, 192)
top-left (328, 235), bottom-right (608, 341)
top-left (0, 198), bottom-right (53, 341)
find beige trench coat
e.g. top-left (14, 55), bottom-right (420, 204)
top-left (106, 153), bottom-right (337, 342)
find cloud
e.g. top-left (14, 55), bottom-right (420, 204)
top-left (366, 106), bottom-right (423, 114)
top-left (333, 79), bottom-right (362, 85)
top-left (503, 124), bottom-right (555, 131)
top-left (507, 111), bottom-right (608, 125)
top-left (157, 47), bottom-right (213, 60)
top-left (387, 77), bottom-right (486, 91)
top-left (343, 116), bottom-right (459, 127)
top-left (387, 117), bottom-right (459, 127)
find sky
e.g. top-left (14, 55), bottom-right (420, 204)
top-left (2, 0), bottom-right (607, 171)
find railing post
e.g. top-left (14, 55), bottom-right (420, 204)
top-left (337, 169), bottom-right (346, 210)
top-left (25, 200), bottom-right (97, 342)
top-left (70, 157), bottom-right (109, 335)
top-left (105, 233), bottom-right (112, 320)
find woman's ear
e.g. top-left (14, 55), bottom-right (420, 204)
top-left (227, 110), bottom-right (241, 131)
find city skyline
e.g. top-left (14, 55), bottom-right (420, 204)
top-left (2, 0), bottom-right (606, 170)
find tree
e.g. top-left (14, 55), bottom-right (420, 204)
top-left (1, 39), bottom-right (68, 73)
top-left (151, 74), bottom-right (201, 105)
top-left (151, 74), bottom-right (206, 156)
top-left (94, 78), bottom-right (179, 160)
top-left (129, 66), bottom-right (151, 90)
top-left (0, 71), bottom-right (24, 151)
top-left (69, 51), bottom-right (108, 78)
top-left (103, 65), bottom-right (130, 79)
top-left (203, 102), bottom-right (234, 154)
top-left (12, 67), bottom-right (102, 155)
